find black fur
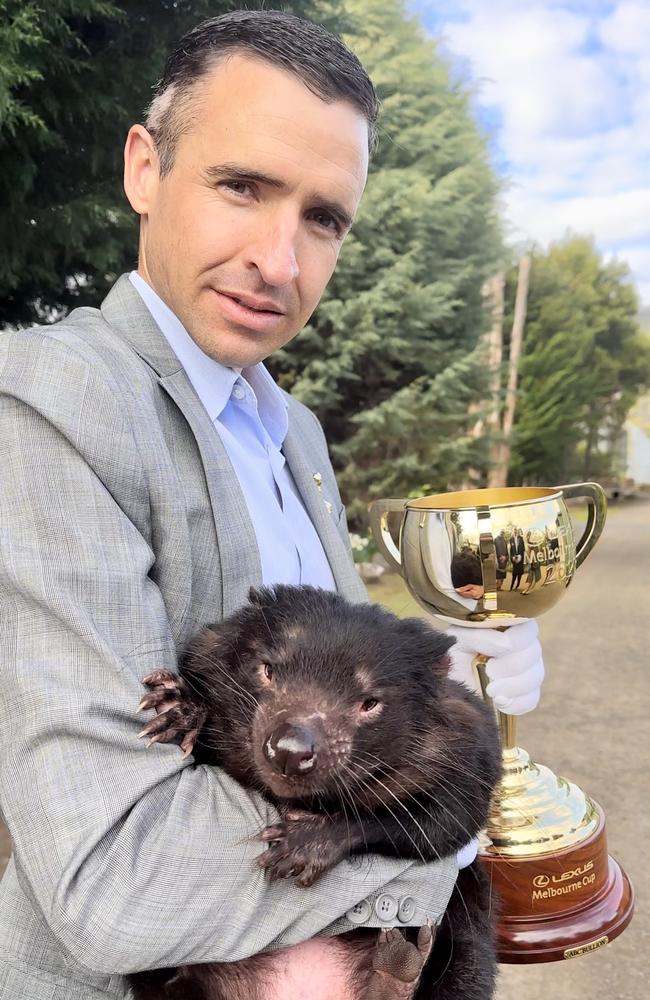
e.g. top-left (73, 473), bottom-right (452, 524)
top-left (130, 585), bottom-right (501, 1000)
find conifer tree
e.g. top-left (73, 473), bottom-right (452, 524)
top-left (3, 0), bottom-right (504, 522)
top-left (507, 237), bottom-right (650, 484)
top-left (268, 0), bottom-right (504, 522)
top-left (0, 0), bottom-right (339, 326)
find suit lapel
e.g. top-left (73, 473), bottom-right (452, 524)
top-left (282, 423), bottom-right (367, 602)
top-left (101, 276), bottom-right (262, 619)
top-left (157, 371), bottom-right (262, 617)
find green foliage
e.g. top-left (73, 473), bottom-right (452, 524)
top-left (3, 0), bottom-right (504, 524)
top-left (1, 0), bottom-right (242, 325)
top-left (268, 0), bottom-right (504, 523)
top-left (1, 0), bottom-right (344, 325)
top-left (348, 528), bottom-right (377, 564)
top-left (507, 237), bottom-right (650, 484)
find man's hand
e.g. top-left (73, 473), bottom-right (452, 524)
top-left (445, 620), bottom-right (544, 715)
top-left (454, 583), bottom-right (485, 600)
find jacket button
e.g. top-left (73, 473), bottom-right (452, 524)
top-left (397, 895), bottom-right (416, 922)
top-left (346, 899), bottom-right (372, 925)
top-left (374, 893), bottom-right (398, 921)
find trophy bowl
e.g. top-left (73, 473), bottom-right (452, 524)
top-left (369, 484), bottom-right (605, 626)
top-left (369, 483), bottom-right (634, 963)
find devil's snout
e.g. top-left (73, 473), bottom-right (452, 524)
top-left (263, 722), bottom-right (320, 777)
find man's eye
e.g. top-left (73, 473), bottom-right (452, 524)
top-left (223, 180), bottom-right (253, 197)
top-left (310, 210), bottom-right (342, 236)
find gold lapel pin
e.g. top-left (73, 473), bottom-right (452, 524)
top-left (313, 472), bottom-right (333, 514)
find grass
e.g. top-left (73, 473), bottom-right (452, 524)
top-left (366, 574), bottom-right (426, 619)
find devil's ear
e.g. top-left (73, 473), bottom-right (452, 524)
top-left (183, 625), bottom-right (222, 660)
top-left (427, 633), bottom-right (454, 679)
top-left (434, 629), bottom-right (455, 676)
top-left (248, 585), bottom-right (270, 605)
top-left (397, 617), bottom-right (456, 678)
top-left (178, 625), bottom-right (231, 699)
top-left (432, 651), bottom-right (453, 678)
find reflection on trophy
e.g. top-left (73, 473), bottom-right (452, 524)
top-left (369, 485), bottom-right (634, 963)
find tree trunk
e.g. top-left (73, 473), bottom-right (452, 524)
top-left (488, 255), bottom-right (530, 487)
top-left (583, 403), bottom-right (599, 480)
top-left (462, 274), bottom-right (504, 489)
top-left (485, 272), bottom-right (505, 465)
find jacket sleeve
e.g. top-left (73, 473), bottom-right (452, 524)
top-left (0, 330), bottom-right (457, 976)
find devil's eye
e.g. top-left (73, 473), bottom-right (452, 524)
top-left (361, 698), bottom-right (380, 712)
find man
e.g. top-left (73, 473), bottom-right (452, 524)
top-left (510, 527), bottom-right (527, 591)
top-left (495, 529), bottom-right (508, 590)
top-left (0, 10), bottom-right (543, 998)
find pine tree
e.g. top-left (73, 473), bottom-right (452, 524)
top-left (3, 0), bottom-right (504, 523)
top-left (0, 0), bottom-right (339, 326)
top-left (508, 237), bottom-right (650, 484)
top-left (268, 0), bottom-right (504, 523)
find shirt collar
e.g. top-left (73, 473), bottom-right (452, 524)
top-left (129, 271), bottom-right (288, 444)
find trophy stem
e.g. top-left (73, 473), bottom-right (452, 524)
top-left (472, 655), bottom-right (517, 750)
top-left (499, 711), bottom-right (517, 751)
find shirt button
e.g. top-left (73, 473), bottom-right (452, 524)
top-left (346, 899), bottom-right (372, 925)
top-left (374, 893), bottom-right (398, 922)
top-left (397, 896), bottom-right (416, 923)
top-left (232, 384), bottom-right (245, 400)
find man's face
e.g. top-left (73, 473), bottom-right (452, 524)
top-left (126, 53), bottom-right (369, 367)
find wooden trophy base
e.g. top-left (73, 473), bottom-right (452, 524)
top-left (480, 801), bottom-right (634, 963)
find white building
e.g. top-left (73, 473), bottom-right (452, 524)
top-left (626, 395), bottom-right (650, 486)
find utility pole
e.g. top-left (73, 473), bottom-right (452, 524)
top-left (488, 254), bottom-right (531, 488)
top-left (462, 273), bottom-right (505, 489)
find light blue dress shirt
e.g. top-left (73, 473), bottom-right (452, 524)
top-left (129, 272), bottom-right (336, 591)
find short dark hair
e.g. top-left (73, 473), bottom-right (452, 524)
top-left (145, 9), bottom-right (379, 176)
top-left (450, 549), bottom-right (483, 588)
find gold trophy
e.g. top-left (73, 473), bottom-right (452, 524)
top-left (369, 485), bottom-right (634, 963)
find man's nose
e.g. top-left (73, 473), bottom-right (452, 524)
top-left (247, 216), bottom-right (300, 287)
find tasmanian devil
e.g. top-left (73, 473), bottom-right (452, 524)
top-left (129, 584), bottom-right (502, 1000)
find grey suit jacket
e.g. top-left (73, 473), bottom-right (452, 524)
top-left (0, 276), bottom-right (457, 999)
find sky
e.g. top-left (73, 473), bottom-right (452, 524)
top-left (411, 0), bottom-right (650, 307)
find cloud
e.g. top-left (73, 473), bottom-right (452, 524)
top-left (413, 0), bottom-right (650, 304)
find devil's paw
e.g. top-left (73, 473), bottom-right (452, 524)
top-left (257, 811), bottom-right (348, 887)
top-left (137, 669), bottom-right (207, 758)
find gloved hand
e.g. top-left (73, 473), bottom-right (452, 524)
top-left (445, 620), bottom-right (544, 715)
top-left (456, 837), bottom-right (479, 869)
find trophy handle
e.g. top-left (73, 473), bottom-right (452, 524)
top-left (556, 482), bottom-right (607, 569)
top-left (368, 499), bottom-right (406, 573)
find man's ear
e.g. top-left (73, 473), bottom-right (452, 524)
top-left (123, 124), bottom-right (160, 215)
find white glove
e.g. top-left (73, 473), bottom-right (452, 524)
top-left (445, 620), bottom-right (544, 715)
top-left (456, 837), bottom-right (479, 869)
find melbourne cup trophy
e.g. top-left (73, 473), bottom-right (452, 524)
top-left (369, 484), bottom-right (634, 963)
